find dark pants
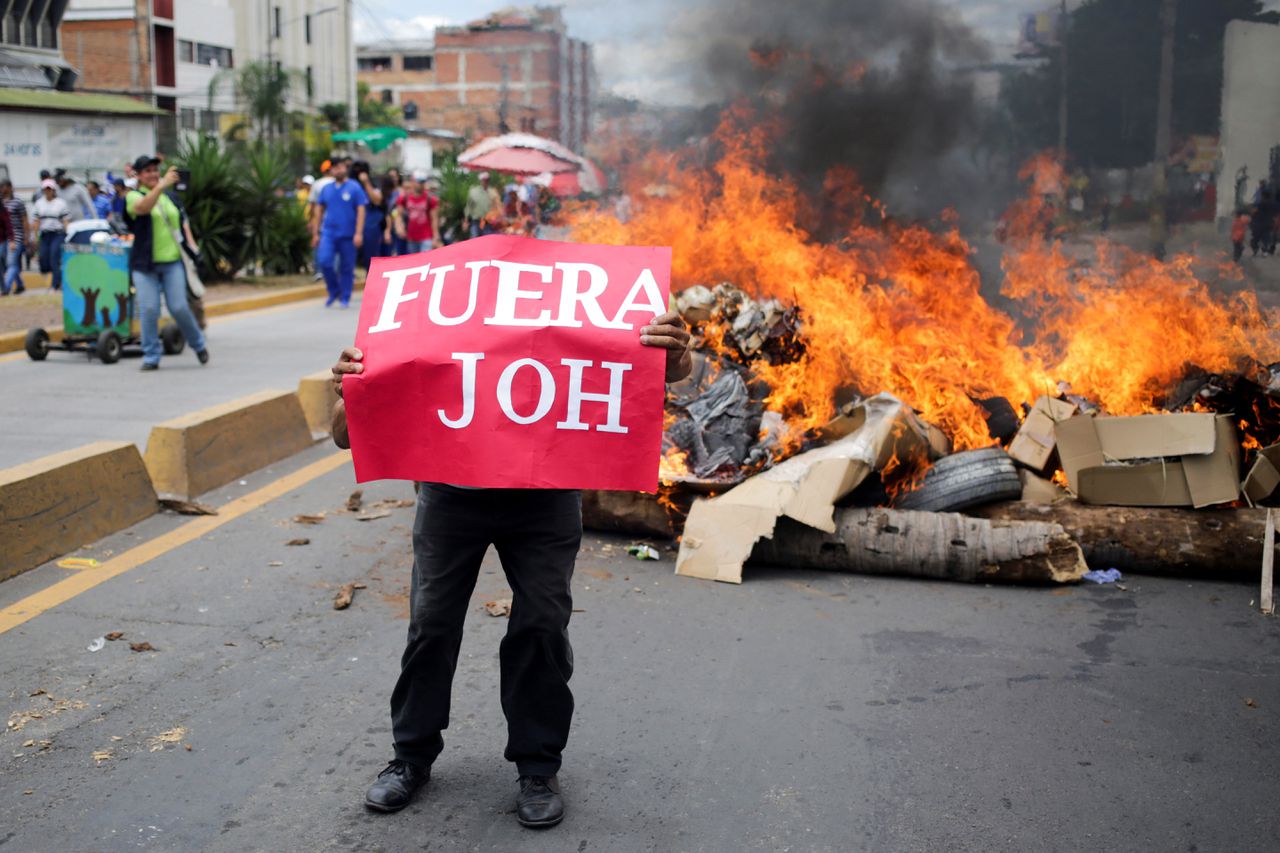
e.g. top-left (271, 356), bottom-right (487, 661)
top-left (38, 231), bottom-right (64, 290)
top-left (1234, 240), bottom-right (1245, 263)
top-left (391, 484), bottom-right (582, 777)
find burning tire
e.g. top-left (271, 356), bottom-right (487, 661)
top-left (893, 447), bottom-right (1022, 513)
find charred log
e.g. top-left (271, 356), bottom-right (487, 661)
top-left (751, 507), bottom-right (1085, 584)
top-left (970, 501), bottom-right (1268, 579)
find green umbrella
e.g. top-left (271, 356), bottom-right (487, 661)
top-left (331, 126), bottom-right (408, 154)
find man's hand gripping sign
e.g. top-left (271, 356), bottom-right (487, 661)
top-left (334, 235), bottom-right (683, 491)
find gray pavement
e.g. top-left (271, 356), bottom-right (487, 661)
top-left (0, 295), bottom-right (362, 470)
top-left (1, 442), bottom-right (1277, 852)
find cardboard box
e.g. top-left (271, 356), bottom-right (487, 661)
top-left (1054, 412), bottom-right (1240, 508)
top-left (1243, 443), bottom-right (1280, 504)
top-left (1007, 396), bottom-right (1078, 471)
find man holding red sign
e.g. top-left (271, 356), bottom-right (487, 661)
top-left (330, 235), bottom-right (690, 828)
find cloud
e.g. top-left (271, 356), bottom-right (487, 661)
top-left (354, 14), bottom-right (452, 44)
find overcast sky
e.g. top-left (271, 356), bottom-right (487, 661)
top-left (351, 0), bottom-right (1280, 104)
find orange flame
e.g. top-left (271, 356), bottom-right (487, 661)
top-left (574, 105), bottom-right (1280, 455)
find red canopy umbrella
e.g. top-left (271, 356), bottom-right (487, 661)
top-left (533, 159), bottom-right (607, 196)
top-left (462, 147), bottom-right (578, 176)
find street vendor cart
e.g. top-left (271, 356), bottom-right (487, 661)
top-left (24, 224), bottom-right (184, 363)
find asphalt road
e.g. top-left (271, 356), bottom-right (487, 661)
top-left (1, 442), bottom-right (1277, 852)
top-left (0, 295), bottom-right (362, 471)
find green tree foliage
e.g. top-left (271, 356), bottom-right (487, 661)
top-left (357, 82), bottom-right (403, 128)
top-left (999, 0), bottom-right (1279, 167)
top-left (432, 149), bottom-right (478, 239)
top-left (175, 136), bottom-right (311, 280)
top-left (209, 60), bottom-right (305, 142)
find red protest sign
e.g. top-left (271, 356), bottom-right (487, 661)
top-left (344, 235), bottom-right (672, 491)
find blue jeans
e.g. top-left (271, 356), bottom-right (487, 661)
top-left (316, 233), bottom-right (356, 305)
top-left (3, 242), bottom-right (23, 294)
top-left (38, 231), bottom-right (64, 290)
top-left (133, 260), bottom-right (206, 365)
top-left (405, 239), bottom-right (429, 254)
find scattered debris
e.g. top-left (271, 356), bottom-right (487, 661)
top-left (484, 598), bottom-right (512, 617)
top-left (1083, 568), bottom-right (1123, 585)
top-left (333, 582), bottom-right (367, 610)
top-left (285, 538), bottom-right (311, 547)
top-left (147, 727), bottom-right (188, 751)
top-left (1261, 509), bottom-right (1275, 616)
top-left (22, 739), bottom-right (52, 751)
top-left (7, 696), bottom-right (87, 732)
top-left (293, 513), bottom-right (326, 525)
top-left (1245, 698), bottom-right (1258, 709)
top-left (677, 394), bottom-right (946, 584)
top-left (28, 689), bottom-right (46, 697)
top-left (625, 544), bottom-right (660, 561)
top-left (129, 642), bottom-right (157, 652)
top-left (184, 744), bottom-right (193, 751)
top-left (267, 561), bottom-right (284, 567)
top-left (91, 749), bottom-right (113, 763)
top-left (57, 557), bottom-right (100, 569)
top-left (104, 631), bottom-right (124, 641)
top-left (86, 637), bottom-right (105, 652)
top-left (356, 510), bottom-right (392, 521)
top-left (346, 489), bottom-right (365, 512)
top-left (160, 499), bottom-right (218, 516)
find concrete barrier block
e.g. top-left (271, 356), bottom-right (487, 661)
top-left (0, 441), bottom-right (158, 581)
top-left (143, 389), bottom-right (315, 500)
top-left (297, 370), bottom-right (339, 438)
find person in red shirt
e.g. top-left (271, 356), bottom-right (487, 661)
top-left (1232, 208), bottom-right (1251, 263)
top-left (393, 170), bottom-right (441, 253)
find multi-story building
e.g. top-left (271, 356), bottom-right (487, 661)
top-left (1, 0), bottom-right (160, 189)
top-left (227, 0), bottom-right (355, 128)
top-left (357, 7), bottom-right (593, 151)
top-left (60, 0), bottom-right (354, 150)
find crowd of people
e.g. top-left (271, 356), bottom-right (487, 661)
top-left (300, 155), bottom-right (556, 309)
top-left (1231, 179), bottom-right (1280, 262)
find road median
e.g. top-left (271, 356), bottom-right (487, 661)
top-left (0, 441), bottom-right (158, 582)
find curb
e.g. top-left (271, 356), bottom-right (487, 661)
top-left (0, 441), bottom-right (159, 582)
top-left (0, 279), bottom-right (366, 356)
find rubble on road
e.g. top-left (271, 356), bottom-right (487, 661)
top-left (333, 582), bottom-right (367, 610)
top-left (584, 285), bottom-right (1280, 586)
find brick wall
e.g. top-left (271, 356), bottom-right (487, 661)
top-left (62, 18), bottom-right (152, 96)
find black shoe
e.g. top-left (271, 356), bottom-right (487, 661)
top-left (516, 775), bottom-right (564, 828)
top-left (140, 362), bottom-right (159, 371)
top-left (197, 349), bottom-right (209, 365)
top-left (364, 759), bottom-right (429, 813)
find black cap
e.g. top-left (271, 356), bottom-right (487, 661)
top-left (39, 169), bottom-right (50, 179)
top-left (132, 155), bottom-right (161, 173)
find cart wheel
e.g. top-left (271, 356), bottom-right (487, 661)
top-left (96, 329), bottom-right (122, 364)
top-left (161, 324), bottom-right (185, 355)
top-left (25, 328), bottom-right (49, 361)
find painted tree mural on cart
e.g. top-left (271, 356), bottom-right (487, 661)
top-left (61, 247), bottom-right (132, 337)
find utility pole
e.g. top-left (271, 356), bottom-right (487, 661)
top-left (1057, 0), bottom-right (1068, 161)
top-left (1151, 0), bottom-right (1177, 259)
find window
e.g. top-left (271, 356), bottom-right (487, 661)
top-left (180, 107), bottom-right (196, 130)
top-left (200, 110), bottom-right (219, 132)
top-left (305, 66), bottom-right (313, 101)
top-left (178, 39), bottom-right (194, 63)
top-left (273, 6), bottom-right (281, 38)
top-left (196, 43), bottom-right (233, 68)
top-left (357, 56), bottom-right (391, 72)
top-left (402, 54), bottom-right (432, 72)
top-left (304, 14), bottom-right (311, 45)
top-left (381, 88), bottom-right (393, 105)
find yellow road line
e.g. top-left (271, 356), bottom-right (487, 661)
top-left (0, 450), bottom-right (352, 636)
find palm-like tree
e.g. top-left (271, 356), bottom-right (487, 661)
top-left (209, 60), bottom-right (303, 142)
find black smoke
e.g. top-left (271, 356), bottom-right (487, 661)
top-left (690, 0), bottom-right (1000, 222)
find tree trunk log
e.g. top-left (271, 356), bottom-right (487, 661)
top-left (751, 507), bottom-right (1086, 584)
top-left (581, 490), bottom-right (683, 539)
top-left (969, 502), bottom-right (1265, 579)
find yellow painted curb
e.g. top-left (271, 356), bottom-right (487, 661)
top-left (143, 389), bottom-right (316, 500)
top-left (297, 370), bottom-right (339, 438)
top-left (0, 441), bottom-right (158, 582)
top-left (0, 278), bottom-right (367, 355)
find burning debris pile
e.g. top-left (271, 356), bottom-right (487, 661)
top-left (573, 108), bottom-right (1280, 589)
